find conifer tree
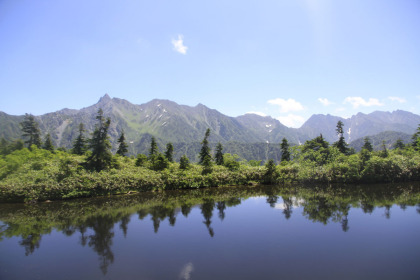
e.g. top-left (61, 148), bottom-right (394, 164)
top-left (20, 113), bottom-right (42, 149)
top-left (164, 143), bottom-right (174, 162)
top-left (149, 137), bottom-right (158, 160)
top-left (0, 138), bottom-right (7, 155)
top-left (199, 128), bottom-right (212, 174)
top-left (362, 137), bottom-right (373, 152)
top-left (72, 123), bottom-right (87, 155)
top-left (151, 153), bottom-right (169, 171)
top-left (380, 141), bottom-right (389, 158)
top-left (215, 142), bottom-right (224, 165)
top-left (393, 139), bottom-right (405, 150)
top-left (135, 154), bottom-right (148, 166)
top-left (116, 130), bottom-right (128, 156)
top-left (280, 138), bottom-right (290, 162)
top-left (303, 134), bottom-right (329, 152)
top-left (86, 109), bottom-right (113, 171)
top-left (412, 124), bottom-right (420, 150)
top-left (43, 133), bottom-right (54, 151)
top-left (179, 155), bottom-right (190, 170)
top-left (333, 121), bottom-right (348, 154)
top-left (264, 159), bottom-right (277, 184)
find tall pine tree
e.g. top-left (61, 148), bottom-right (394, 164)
top-left (86, 109), bottom-right (113, 171)
top-left (199, 129), bottom-right (212, 174)
top-left (164, 143), bottom-right (174, 162)
top-left (179, 155), bottom-right (190, 170)
top-left (43, 133), bottom-right (54, 151)
top-left (333, 121), bottom-right (348, 154)
top-left (72, 123), bottom-right (87, 155)
top-left (116, 130), bottom-right (128, 156)
top-left (362, 137), bottom-right (373, 152)
top-left (215, 142), bottom-right (224, 165)
top-left (411, 124), bottom-right (420, 150)
top-left (393, 139), bottom-right (405, 150)
top-left (20, 113), bottom-right (42, 149)
top-left (149, 137), bottom-right (158, 160)
top-left (280, 138), bottom-right (290, 162)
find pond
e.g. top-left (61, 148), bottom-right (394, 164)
top-left (1, 183), bottom-right (419, 280)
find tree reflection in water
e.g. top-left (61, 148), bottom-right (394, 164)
top-left (282, 197), bottom-right (293, 220)
top-left (216, 201), bottom-right (226, 221)
top-left (84, 215), bottom-right (115, 275)
top-left (19, 233), bottom-right (41, 256)
top-left (1, 183), bottom-right (420, 275)
top-left (201, 199), bottom-right (215, 237)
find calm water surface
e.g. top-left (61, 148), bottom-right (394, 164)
top-left (0, 183), bottom-right (419, 280)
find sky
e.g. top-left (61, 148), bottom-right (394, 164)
top-left (0, 0), bottom-right (419, 127)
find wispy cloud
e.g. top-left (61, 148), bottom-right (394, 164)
top-left (276, 114), bottom-right (305, 128)
top-left (344, 97), bottom-right (384, 108)
top-left (246, 111), bottom-right (267, 117)
top-left (268, 98), bottom-right (304, 113)
top-left (318, 98), bottom-right (333, 106)
top-left (172, 35), bottom-right (188, 55)
top-left (388, 96), bottom-right (406, 103)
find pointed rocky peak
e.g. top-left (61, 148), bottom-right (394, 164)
top-left (97, 93), bottom-right (112, 105)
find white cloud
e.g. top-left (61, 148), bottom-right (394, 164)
top-left (318, 98), bottom-right (333, 106)
top-left (246, 111), bottom-right (267, 117)
top-left (179, 262), bottom-right (194, 280)
top-left (344, 97), bottom-right (384, 108)
top-left (268, 98), bottom-right (304, 113)
top-left (276, 114), bottom-right (305, 128)
top-left (172, 35), bottom-right (188, 55)
top-left (388, 96), bottom-right (406, 103)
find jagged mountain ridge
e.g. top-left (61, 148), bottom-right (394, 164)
top-left (0, 94), bottom-right (419, 157)
top-left (300, 110), bottom-right (420, 143)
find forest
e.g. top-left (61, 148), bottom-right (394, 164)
top-left (1, 109), bottom-right (420, 202)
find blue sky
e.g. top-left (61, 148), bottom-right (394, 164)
top-left (1, 0), bottom-right (419, 127)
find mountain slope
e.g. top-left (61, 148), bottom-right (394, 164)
top-left (0, 95), bottom-right (419, 158)
top-left (298, 110), bottom-right (420, 143)
top-left (349, 131), bottom-right (412, 151)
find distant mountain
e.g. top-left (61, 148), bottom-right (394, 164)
top-left (0, 94), bottom-right (419, 160)
top-left (349, 131), bottom-right (412, 152)
top-left (298, 110), bottom-right (420, 143)
top-left (298, 114), bottom-right (345, 143)
top-left (235, 114), bottom-right (301, 144)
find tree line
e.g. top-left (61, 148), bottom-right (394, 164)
top-left (2, 109), bottom-right (420, 173)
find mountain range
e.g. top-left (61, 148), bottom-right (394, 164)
top-left (1, 94), bottom-right (419, 160)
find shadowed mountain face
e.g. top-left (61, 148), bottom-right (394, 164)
top-left (0, 95), bottom-right (419, 156)
top-left (300, 110), bottom-right (420, 143)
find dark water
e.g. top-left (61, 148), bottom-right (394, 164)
top-left (1, 183), bottom-right (420, 280)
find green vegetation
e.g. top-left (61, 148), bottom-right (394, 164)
top-left (20, 113), bottom-right (42, 149)
top-left (116, 130), bottom-right (128, 156)
top-left (85, 109), bottom-right (113, 171)
top-left (333, 121), bottom-right (349, 154)
top-left (43, 133), bottom-right (54, 152)
top-left (72, 123), bottom-right (87, 155)
top-left (215, 142), bottom-right (224, 165)
top-left (1, 112), bottom-right (420, 203)
top-left (164, 143), bottom-right (174, 162)
top-left (179, 154), bottom-right (190, 170)
top-left (362, 137), bottom-right (373, 152)
top-left (280, 137), bottom-right (290, 162)
top-left (199, 128), bottom-right (212, 174)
